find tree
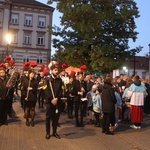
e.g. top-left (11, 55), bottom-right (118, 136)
top-left (48, 0), bottom-right (140, 73)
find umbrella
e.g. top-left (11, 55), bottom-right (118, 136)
top-left (65, 66), bottom-right (81, 74)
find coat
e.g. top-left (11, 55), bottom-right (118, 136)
top-left (101, 82), bottom-right (117, 114)
top-left (44, 75), bottom-right (63, 105)
top-left (71, 79), bottom-right (87, 102)
top-left (0, 77), bottom-right (8, 100)
top-left (22, 77), bottom-right (38, 101)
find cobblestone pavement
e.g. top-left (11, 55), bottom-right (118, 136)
top-left (0, 94), bottom-right (150, 150)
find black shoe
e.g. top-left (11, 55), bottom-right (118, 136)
top-left (102, 130), bottom-right (105, 133)
top-left (26, 121), bottom-right (30, 126)
top-left (105, 131), bottom-right (114, 135)
top-left (0, 122), bottom-right (3, 126)
top-left (8, 114), bottom-right (12, 118)
top-left (45, 133), bottom-right (51, 139)
top-left (95, 123), bottom-right (101, 127)
top-left (79, 123), bottom-right (84, 127)
top-left (70, 115), bottom-right (73, 119)
top-left (75, 122), bottom-right (80, 127)
top-left (53, 133), bottom-right (61, 139)
top-left (57, 123), bottom-right (61, 127)
top-left (3, 122), bottom-right (8, 125)
top-left (30, 121), bottom-right (35, 127)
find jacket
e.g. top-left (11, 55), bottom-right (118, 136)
top-left (44, 75), bottom-right (63, 104)
top-left (0, 77), bottom-right (8, 100)
top-left (101, 82), bottom-right (117, 113)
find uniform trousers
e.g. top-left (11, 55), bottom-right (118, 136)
top-left (0, 100), bottom-right (7, 124)
top-left (74, 101), bottom-right (85, 125)
top-left (45, 104), bottom-right (59, 134)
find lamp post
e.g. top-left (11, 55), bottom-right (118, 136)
top-left (148, 43), bottom-right (150, 77)
top-left (5, 34), bottom-right (12, 56)
top-left (123, 66), bottom-right (127, 74)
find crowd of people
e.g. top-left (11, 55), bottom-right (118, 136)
top-left (0, 57), bottom-right (150, 140)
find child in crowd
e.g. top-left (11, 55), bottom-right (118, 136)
top-left (86, 85), bottom-right (97, 125)
top-left (92, 88), bottom-right (102, 127)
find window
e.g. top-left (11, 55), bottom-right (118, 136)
top-left (0, 10), bottom-right (2, 23)
top-left (23, 54), bottom-right (30, 62)
top-left (37, 55), bottom-right (43, 64)
top-left (24, 34), bottom-right (31, 44)
top-left (11, 53), bottom-right (16, 61)
top-left (37, 35), bottom-right (44, 45)
top-left (25, 15), bottom-right (32, 26)
top-left (11, 14), bottom-right (19, 24)
top-left (38, 17), bottom-right (45, 27)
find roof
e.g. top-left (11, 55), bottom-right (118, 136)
top-left (11, 0), bottom-right (54, 10)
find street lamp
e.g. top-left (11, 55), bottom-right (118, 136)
top-left (123, 66), bottom-right (126, 74)
top-left (5, 34), bottom-right (12, 55)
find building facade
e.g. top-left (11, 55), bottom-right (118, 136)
top-left (0, 0), bottom-right (54, 70)
top-left (113, 56), bottom-right (149, 79)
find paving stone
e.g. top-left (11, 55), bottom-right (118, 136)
top-left (0, 93), bottom-right (150, 150)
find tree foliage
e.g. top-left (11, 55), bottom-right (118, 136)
top-left (48, 0), bottom-right (140, 73)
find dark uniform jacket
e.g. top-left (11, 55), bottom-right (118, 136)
top-left (71, 79), bottom-right (87, 102)
top-left (20, 75), bottom-right (29, 96)
top-left (86, 80), bottom-right (94, 92)
top-left (101, 82), bottom-right (117, 114)
top-left (66, 82), bottom-right (74, 98)
top-left (0, 77), bottom-right (8, 100)
top-left (22, 77), bottom-right (38, 101)
top-left (44, 75), bottom-right (63, 105)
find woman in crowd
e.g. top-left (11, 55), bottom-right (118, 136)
top-left (101, 75), bottom-right (117, 135)
top-left (22, 69), bottom-right (38, 127)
